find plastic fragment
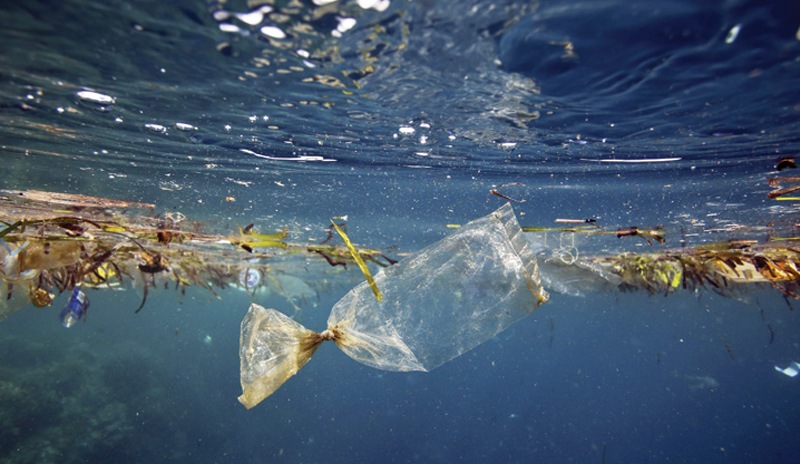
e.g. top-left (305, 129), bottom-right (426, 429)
top-left (59, 287), bottom-right (89, 328)
top-left (76, 90), bottom-right (115, 105)
top-left (775, 362), bottom-right (800, 377)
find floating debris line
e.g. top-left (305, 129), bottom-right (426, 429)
top-left (0, 190), bottom-right (394, 320)
top-left (2, 189), bottom-right (800, 324)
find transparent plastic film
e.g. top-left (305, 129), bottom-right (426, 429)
top-left (328, 202), bottom-right (548, 371)
top-left (238, 304), bottom-right (327, 409)
top-left (238, 203), bottom-right (549, 408)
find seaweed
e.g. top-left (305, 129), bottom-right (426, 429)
top-left (4, 188), bottom-right (800, 324)
top-left (572, 245), bottom-right (800, 300)
top-left (0, 189), bottom-right (396, 319)
top-left (331, 220), bottom-right (382, 302)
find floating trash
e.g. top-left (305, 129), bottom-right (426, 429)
top-left (3, 187), bottom-right (800, 411)
top-left (59, 287), bottom-right (89, 328)
top-left (219, 23), bottom-right (241, 34)
top-left (75, 90), bottom-right (115, 105)
top-left (357, 0), bottom-right (391, 12)
top-left (238, 204), bottom-right (548, 408)
top-left (239, 268), bottom-right (262, 289)
top-left (334, 17), bottom-right (357, 36)
top-left (260, 26), bottom-right (286, 39)
top-left (145, 123), bottom-right (167, 134)
top-left (174, 122), bottom-right (197, 131)
top-left (0, 189), bottom-right (394, 320)
top-left (775, 362), bottom-right (800, 378)
top-left (236, 10), bottom-right (265, 26)
top-left (725, 24), bottom-right (742, 44)
top-left (75, 90), bottom-right (116, 111)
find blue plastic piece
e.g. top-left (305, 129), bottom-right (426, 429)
top-left (59, 287), bottom-right (89, 328)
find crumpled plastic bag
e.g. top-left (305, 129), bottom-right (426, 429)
top-left (238, 203), bottom-right (548, 409)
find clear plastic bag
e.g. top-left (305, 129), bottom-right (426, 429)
top-left (238, 203), bottom-right (548, 408)
top-left (238, 305), bottom-right (324, 408)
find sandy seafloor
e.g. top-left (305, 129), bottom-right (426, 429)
top-left (1, 0), bottom-right (800, 463)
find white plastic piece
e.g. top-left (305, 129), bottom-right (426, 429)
top-left (775, 362), bottom-right (800, 377)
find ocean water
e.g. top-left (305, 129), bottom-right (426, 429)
top-left (1, 0), bottom-right (800, 463)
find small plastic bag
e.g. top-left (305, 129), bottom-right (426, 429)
top-left (238, 305), bottom-right (325, 408)
top-left (238, 203), bottom-right (548, 409)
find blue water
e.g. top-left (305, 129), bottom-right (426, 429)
top-left (2, 0), bottom-right (800, 463)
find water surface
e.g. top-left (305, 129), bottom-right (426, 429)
top-left (1, 1), bottom-right (800, 463)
